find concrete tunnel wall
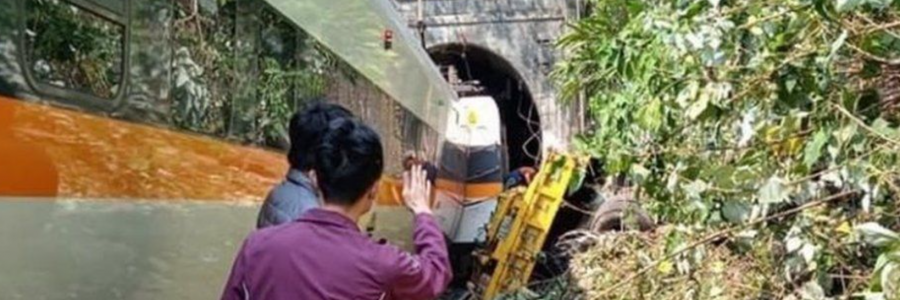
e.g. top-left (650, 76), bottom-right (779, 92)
top-left (392, 0), bottom-right (587, 159)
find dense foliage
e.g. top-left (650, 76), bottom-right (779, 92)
top-left (169, 1), bottom-right (333, 146)
top-left (25, 0), bottom-right (354, 148)
top-left (555, 0), bottom-right (900, 298)
top-left (26, 0), bottom-right (123, 98)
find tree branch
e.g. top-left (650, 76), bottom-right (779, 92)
top-left (832, 102), bottom-right (900, 147)
top-left (175, 0), bottom-right (200, 25)
top-left (847, 43), bottom-right (900, 65)
top-left (596, 190), bottom-right (860, 297)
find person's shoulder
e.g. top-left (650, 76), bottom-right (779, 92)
top-left (279, 176), bottom-right (316, 194)
top-left (244, 222), bottom-right (307, 254)
top-left (266, 180), bottom-right (317, 208)
top-left (260, 221), bottom-right (306, 239)
top-left (270, 179), bottom-right (313, 197)
top-left (243, 225), bottom-right (275, 247)
top-left (258, 183), bottom-right (315, 227)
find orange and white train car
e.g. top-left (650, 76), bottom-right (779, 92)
top-left (0, 0), bottom-right (472, 298)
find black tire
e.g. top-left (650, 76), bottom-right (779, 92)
top-left (589, 198), bottom-right (654, 232)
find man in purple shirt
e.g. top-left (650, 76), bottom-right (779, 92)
top-left (221, 118), bottom-right (452, 300)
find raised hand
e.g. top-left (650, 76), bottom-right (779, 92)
top-left (402, 164), bottom-right (433, 215)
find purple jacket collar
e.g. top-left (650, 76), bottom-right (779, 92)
top-left (298, 208), bottom-right (361, 232)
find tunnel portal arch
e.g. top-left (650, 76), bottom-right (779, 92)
top-left (428, 43), bottom-right (542, 170)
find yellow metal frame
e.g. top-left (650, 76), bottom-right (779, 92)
top-left (473, 153), bottom-right (583, 299)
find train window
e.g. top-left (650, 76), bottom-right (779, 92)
top-left (166, 0), bottom-right (236, 141)
top-left (24, 0), bottom-right (125, 100)
top-left (123, 0), bottom-right (176, 125)
top-left (160, 3), bottom-right (331, 149)
top-left (222, 5), bottom-right (332, 148)
top-left (118, 0), bottom-right (437, 167)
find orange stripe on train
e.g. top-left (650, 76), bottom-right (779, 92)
top-left (0, 95), bottom-right (286, 201)
top-left (374, 177), bottom-right (501, 207)
top-left (0, 96), bottom-right (467, 207)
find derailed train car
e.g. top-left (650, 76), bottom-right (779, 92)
top-left (0, 0), bottom-right (474, 298)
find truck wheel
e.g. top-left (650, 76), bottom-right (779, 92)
top-left (589, 198), bottom-right (654, 232)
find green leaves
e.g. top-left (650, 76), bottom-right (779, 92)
top-left (686, 92), bottom-right (710, 120)
top-left (856, 223), bottom-right (900, 298)
top-left (637, 97), bottom-right (664, 131)
top-left (803, 130), bottom-right (830, 168)
top-left (557, 0), bottom-right (900, 296)
top-left (828, 30), bottom-right (848, 61)
top-left (836, 0), bottom-right (865, 12)
top-left (857, 222), bottom-right (900, 248)
top-left (721, 201), bottom-right (751, 223)
top-left (758, 176), bottom-right (790, 204)
top-left (835, 0), bottom-right (892, 12)
top-left (870, 118), bottom-right (899, 139)
top-left (685, 180), bottom-right (709, 199)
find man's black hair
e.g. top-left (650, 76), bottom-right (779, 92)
top-left (288, 101), bottom-right (353, 171)
top-left (314, 118), bottom-right (384, 206)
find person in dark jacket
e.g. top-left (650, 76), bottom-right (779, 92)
top-left (504, 166), bottom-right (537, 189)
top-left (222, 118), bottom-right (452, 300)
top-left (256, 102), bottom-right (353, 229)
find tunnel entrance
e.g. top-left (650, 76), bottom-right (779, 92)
top-left (428, 44), bottom-right (542, 170)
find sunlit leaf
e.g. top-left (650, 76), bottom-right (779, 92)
top-left (677, 81), bottom-right (700, 107)
top-left (803, 130), bottom-right (829, 168)
top-left (685, 180), bottom-right (708, 199)
top-left (750, 26), bottom-right (765, 36)
top-left (836, 221), bottom-right (853, 235)
top-left (800, 243), bottom-right (816, 264)
top-left (835, 123), bottom-right (858, 144)
top-left (786, 236), bottom-right (804, 253)
top-left (836, 0), bottom-right (864, 13)
top-left (658, 260), bottom-right (674, 274)
top-left (871, 118), bottom-right (896, 138)
top-left (866, 0), bottom-right (892, 10)
top-left (881, 262), bottom-right (899, 297)
top-left (829, 30), bottom-right (848, 60)
top-left (758, 176), bottom-right (789, 204)
top-left (637, 98), bottom-right (663, 131)
top-left (738, 108), bottom-right (757, 147)
top-left (857, 222), bottom-right (900, 247)
top-left (853, 292), bottom-right (885, 300)
top-left (686, 92), bottom-right (710, 120)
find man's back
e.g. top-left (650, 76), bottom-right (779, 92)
top-left (257, 169), bottom-right (318, 228)
top-left (223, 209), bottom-right (451, 300)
